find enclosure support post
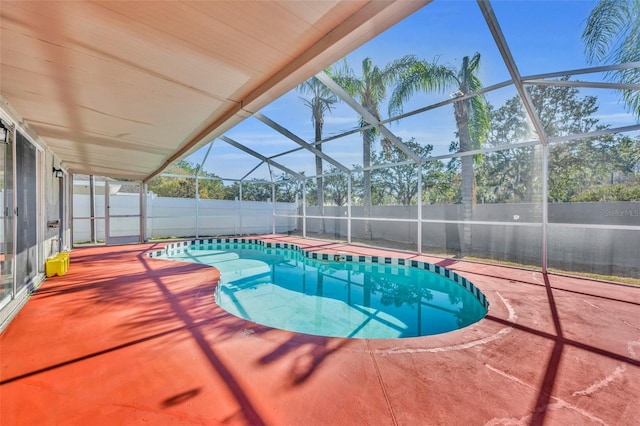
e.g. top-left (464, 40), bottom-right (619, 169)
top-left (271, 183), bottom-right (276, 234)
top-left (195, 175), bottom-right (199, 238)
top-left (104, 179), bottom-right (110, 244)
top-left (542, 144), bottom-right (549, 273)
top-left (140, 182), bottom-right (147, 242)
top-left (417, 163), bottom-right (422, 254)
top-left (239, 181), bottom-right (243, 235)
top-left (302, 180), bottom-right (307, 238)
top-left (69, 173), bottom-right (74, 247)
top-left (235, 197), bottom-right (239, 236)
top-left (89, 175), bottom-right (96, 244)
top-left (347, 173), bottom-right (352, 245)
top-left (194, 140), bottom-right (214, 239)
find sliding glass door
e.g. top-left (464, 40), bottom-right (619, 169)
top-left (15, 131), bottom-right (38, 292)
top-left (0, 124), bottom-right (14, 307)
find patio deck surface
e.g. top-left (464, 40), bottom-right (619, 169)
top-left (1, 235), bottom-right (639, 425)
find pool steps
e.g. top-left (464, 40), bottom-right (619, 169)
top-left (147, 238), bottom-right (489, 311)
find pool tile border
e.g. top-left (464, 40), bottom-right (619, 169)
top-left (147, 238), bottom-right (489, 310)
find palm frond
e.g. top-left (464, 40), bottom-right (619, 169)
top-left (582, 0), bottom-right (632, 63)
top-left (388, 60), bottom-right (456, 117)
top-left (582, 0), bottom-right (640, 119)
top-left (469, 95), bottom-right (491, 150)
top-left (458, 53), bottom-right (482, 90)
top-left (327, 60), bottom-right (363, 98)
top-left (383, 55), bottom-right (419, 84)
top-left (297, 76), bottom-right (337, 129)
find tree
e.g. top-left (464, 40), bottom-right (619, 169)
top-left (328, 55), bottom-right (416, 239)
top-left (237, 180), bottom-right (272, 202)
top-left (371, 138), bottom-right (446, 205)
top-left (571, 180), bottom-right (640, 202)
top-left (423, 165), bottom-right (459, 205)
top-left (225, 175), bottom-right (302, 203)
top-left (323, 166), bottom-right (350, 206)
top-left (565, 133), bottom-right (640, 201)
top-left (390, 53), bottom-right (490, 254)
top-left (274, 175), bottom-right (302, 203)
top-left (582, 0), bottom-right (640, 119)
top-left (475, 98), bottom-right (531, 204)
top-left (480, 80), bottom-right (639, 203)
top-left (147, 160), bottom-right (228, 199)
top-left (601, 134), bottom-right (640, 177)
top-left (297, 77), bottom-right (337, 233)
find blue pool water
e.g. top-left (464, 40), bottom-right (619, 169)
top-left (158, 242), bottom-right (488, 339)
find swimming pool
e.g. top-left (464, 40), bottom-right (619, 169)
top-left (151, 239), bottom-right (488, 339)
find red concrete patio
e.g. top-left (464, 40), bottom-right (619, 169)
top-left (1, 235), bottom-right (639, 425)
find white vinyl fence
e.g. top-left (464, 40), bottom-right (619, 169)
top-left (72, 193), bottom-right (298, 243)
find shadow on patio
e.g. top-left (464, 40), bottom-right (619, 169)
top-left (1, 238), bottom-right (639, 425)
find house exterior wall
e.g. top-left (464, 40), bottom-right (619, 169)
top-left (1, 105), bottom-right (68, 331)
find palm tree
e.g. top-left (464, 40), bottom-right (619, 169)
top-left (389, 53), bottom-right (489, 255)
top-left (582, 0), bottom-right (640, 119)
top-left (297, 77), bottom-right (337, 234)
top-left (328, 56), bottom-right (416, 239)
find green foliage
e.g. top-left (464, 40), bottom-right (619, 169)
top-left (147, 162), bottom-right (304, 203)
top-left (476, 97), bottom-right (533, 203)
top-left (328, 55), bottom-right (418, 156)
top-left (227, 175), bottom-right (302, 203)
top-left (237, 180), bottom-right (273, 202)
top-left (424, 167), bottom-right (460, 204)
top-left (582, 0), bottom-right (640, 119)
top-left (329, 56), bottom-right (417, 238)
top-left (571, 182), bottom-right (640, 202)
top-left (275, 176), bottom-right (302, 203)
top-left (322, 166), bottom-right (349, 206)
top-left (371, 138), bottom-right (450, 205)
top-left (151, 47), bottom-right (638, 210)
top-left (297, 76), bottom-right (336, 233)
top-left (297, 77), bottom-right (337, 135)
top-left (528, 78), bottom-right (602, 136)
top-left (390, 52), bottom-right (490, 153)
top-left (147, 160), bottom-right (231, 199)
top-left (478, 81), bottom-right (640, 203)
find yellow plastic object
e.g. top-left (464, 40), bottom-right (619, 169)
top-left (55, 251), bottom-right (70, 271)
top-left (46, 251), bottom-right (70, 277)
top-left (46, 257), bottom-right (66, 277)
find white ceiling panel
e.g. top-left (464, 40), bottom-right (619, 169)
top-left (0, 0), bottom-right (428, 180)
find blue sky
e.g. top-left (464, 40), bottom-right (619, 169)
top-left (186, 0), bottom-right (638, 182)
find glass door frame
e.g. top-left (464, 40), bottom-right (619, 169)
top-left (105, 179), bottom-right (143, 245)
top-left (0, 119), bottom-right (15, 309)
top-left (14, 130), bottom-right (41, 294)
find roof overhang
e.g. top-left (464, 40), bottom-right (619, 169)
top-left (0, 0), bottom-right (429, 181)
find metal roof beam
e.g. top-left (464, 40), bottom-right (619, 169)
top-left (195, 140), bottom-right (215, 178)
top-left (477, 0), bottom-right (550, 145)
top-left (547, 123), bottom-right (640, 145)
top-left (315, 71), bottom-right (422, 163)
top-left (241, 161), bottom-right (265, 181)
top-left (253, 112), bottom-right (350, 173)
top-left (522, 62), bottom-right (640, 81)
top-left (219, 135), bottom-right (304, 180)
top-left (523, 79), bottom-right (640, 91)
